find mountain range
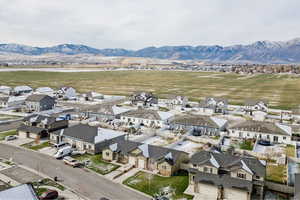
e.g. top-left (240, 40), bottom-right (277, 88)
top-left (1, 38), bottom-right (300, 64)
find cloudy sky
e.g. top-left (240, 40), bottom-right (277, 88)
top-left (0, 0), bottom-right (299, 49)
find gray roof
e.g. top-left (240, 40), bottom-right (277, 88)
top-left (122, 108), bottom-right (162, 120)
top-left (190, 151), bottom-right (266, 177)
top-left (53, 124), bottom-right (98, 143)
top-left (18, 124), bottom-right (46, 134)
top-left (0, 97), bottom-right (9, 102)
top-left (199, 97), bottom-right (228, 108)
top-left (170, 114), bottom-right (220, 128)
top-left (0, 184), bottom-right (39, 200)
top-left (230, 120), bottom-right (291, 136)
top-left (25, 94), bottom-right (54, 102)
top-left (23, 114), bottom-right (58, 125)
top-left (193, 172), bottom-right (253, 192)
top-left (130, 91), bottom-right (158, 104)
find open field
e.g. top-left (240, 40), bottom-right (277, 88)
top-left (1, 70), bottom-right (300, 109)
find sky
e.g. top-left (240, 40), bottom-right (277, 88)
top-left (0, 0), bottom-right (299, 49)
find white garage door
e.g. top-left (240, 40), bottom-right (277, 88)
top-left (129, 156), bottom-right (136, 166)
top-left (138, 159), bottom-right (145, 169)
top-left (18, 131), bottom-right (27, 139)
top-left (224, 188), bottom-right (248, 200)
top-left (197, 183), bottom-right (218, 199)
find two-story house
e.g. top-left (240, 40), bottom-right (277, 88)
top-left (169, 114), bottom-right (227, 136)
top-left (244, 99), bottom-right (268, 115)
top-left (158, 95), bottom-right (188, 109)
top-left (84, 104), bottom-right (130, 120)
top-left (102, 139), bottom-right (189, 176)
top-left (199, 97), bottom-right (228, 115)
top-left (130, 91), bottom-right (158, 107)
top-left (227, 120), bottom-right (292, 144)
top-left (120, 108), bottom-right (174, 128)
top-left (18, 114), bottom-right (68, 139)
top-left (13, 85), bottom-right (33, 95)
top-left (188, 151), bottom-right (266, 200)
top-left (25, 94), bottom-right (56, 112)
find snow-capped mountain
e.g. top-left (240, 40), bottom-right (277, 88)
top-left (1, 38), bottom-right (300, 63)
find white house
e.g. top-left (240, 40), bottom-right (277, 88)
top-left (158, 95), bottom-right (188, 109)
top-left (244, 99), bottom-right (268, 113)
top-left (13, 85), bottom-right (33, 95)
top-left (120, 108), bottom-right (174, 128)
top-left (0, 86), bottom-right (12, 95)
top-left (35, 87), bottom-right (55, 96)
top-left (199, 97), bottom-right (228, 115)
top-left (0, 96), bottom-right (26, 108)
top-left (228, 120), bottom-right (292, 144)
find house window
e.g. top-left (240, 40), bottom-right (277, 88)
top-left (283, 137), bottom-right (286, 140)
top-left (162, 165), bottom-right (167, 170)
top-left (105, 152), bottom-right (110, 157)
top-left (204, 167), bottom-right (209, 173)
top-left (193, 164), bottom-right (197, 168)
top-left (237, 173), bottom-right (246, 179)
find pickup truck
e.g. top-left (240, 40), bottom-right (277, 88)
top-left (63, 156), bottom-right (81, 168)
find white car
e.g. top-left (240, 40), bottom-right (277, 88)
top-left (5, 135), bottom-right (17, 141)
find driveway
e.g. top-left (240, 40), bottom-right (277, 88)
top-left (0, 143), bottom-right (150, 200)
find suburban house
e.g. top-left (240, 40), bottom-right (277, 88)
top-left (170, 114), bottom-right (228, 136)
top-left (84, 91), bottom-right (104, 101)
top-left (188, 151), bottom-right (266, 200)
top-left (158, 95), bottom-right (189, 109)
top-left (0, 85), bottom-right (11, 95)
top-left (227, 120), bottom-right (292, 144)
top-left (13, 85), bottom-right (33, 95)
top-left (0, 96), bottom-right (25, 108)
top-left (57, 86), bottom-right (76, 100)
top-left (25, 94), bottom-right (56, 112)
top-left (102, 139), bottom-right (189, 176)
top-left (130, 91), bottom-right (158, 107)
top-left (50, 124), bottom-right (125, 154)
top-left (18, 114), bottom-right (68, 139)
top-left (244, 99), bottom-right (268, 114)
top-left (120, 108), bottom-right (174, 128)
top-left (199, 97), bottom-right (228, 115)
top-left (84, 104), bottom-right (130, 120)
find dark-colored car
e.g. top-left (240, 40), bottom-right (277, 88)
top-left (258, 140), bottom-right (272, 146)
top-left (39, 190), bottom-right (58, 200)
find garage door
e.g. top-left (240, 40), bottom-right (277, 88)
top-left (18, 131), bottom-right (28, 139)
top-left (129, 156), bottom-right (136, 166)
top-left (224, 188), bottom-right (248, 200)
top-left (197, 183), bottom-right (218, 199)
top-left (138, 159), bottom-right (145, 169)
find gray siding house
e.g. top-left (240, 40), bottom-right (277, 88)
top-left (25, 94), bottom-right (55, 112)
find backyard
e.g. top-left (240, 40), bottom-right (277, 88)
top-left (72, 154), bottom-right (119, 175)
top-left (266, 164), bottom-right (287, 184)
top-left (123, 170), bottom-right (193, 200)
top-left (0, 71), bottom-right (300, 109)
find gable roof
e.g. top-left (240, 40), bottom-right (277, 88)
top-left (36, 87), bottom-right (54, 93)
top-left (0, 184), bottom-right (39, 200)
top-left (244, 99), bottom-right (268, 106)
top-left (170, 114), bottom-right (226, 128)
top-left (23, 114), bottom-right (59, 125)
top-left (230, 120), bottom-right (291, 136)
top-left (122, 108), bottom-right (173, 121)
top-left (199, 97), bottom-right (228, 108)
top-left (86, 105), bottom-right (130, 116)
top-left (14, 85), bottom-right (32, 92)
top-left (26, 94), bottom-right (54, 102)
top-left (190, 151), bottom-right (266, 177)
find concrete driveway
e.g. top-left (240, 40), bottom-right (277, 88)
top-left (0, 143), bottom-right (150, 200)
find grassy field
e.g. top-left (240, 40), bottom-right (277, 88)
top-left (1, 71), bottom-right (300, 109)
top-left (21, 141), bottom-right (51, 151)
top-left (266, 164), bottom-right (287, 184)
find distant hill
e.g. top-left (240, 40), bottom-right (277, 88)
top-left (1, 38), bottom-right (300, 63)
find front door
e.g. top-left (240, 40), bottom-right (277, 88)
top-left (274, 136), bottom-right (278, 143)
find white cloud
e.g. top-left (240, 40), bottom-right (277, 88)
top-left (0, 0), bottom-right (299, 49)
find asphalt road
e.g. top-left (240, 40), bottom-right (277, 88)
top-left (0, 143), bottom-right (150, 200)
top-left (0, 121), bottom-right (22, 132)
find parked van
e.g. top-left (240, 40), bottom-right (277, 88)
top-left (54, 142), bottom-right (69, 149)
top-left (54, 146), bottom-right (72, 159)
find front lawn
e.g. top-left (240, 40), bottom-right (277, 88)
top-left (72, 154), bottom-right (119, 175)
top-left (21, 141), bottom-right (51, 151)
top-left (239, 139), bottom-right (254, 150)
top-left (266, 164), bottom-right (287, 184)
top-left (32, 178), bottom-right (65, 191)
top-left (286, 145), bottom-right (296, 157)
top-left (0, 130), bottom-right (17, 140)
top-left (123, 170), bottom-right (193, 200)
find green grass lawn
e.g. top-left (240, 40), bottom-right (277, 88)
top-left (0, 130), bottom-right (17, 141)
top-left (266, 164), bottom-right (287, 184)
top-left (32, 178), bottom-right (65, 191)
top-left (123, 170), bottom-right (193, 200)
top-left (0, 71), bottom-right (300, 109)
top-left (21, 141), bottom-right (51, 151)
top-left (239, 139), bottom-right (254, 150)
top-left (72, 154), bottom-right (119, 175)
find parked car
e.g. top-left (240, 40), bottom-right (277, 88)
top-left (258, 140), bottom-right (272, 146)
top-left (63, 156), bottom-right (81, 167)
top-left (54, 142), bottom-right (69, 149)
top-left (39, 189), bottom-right (58, 200)
top-left (54, 146), bottom-right (72, 159)
top-left (5, 135), bottom-right (17, 141)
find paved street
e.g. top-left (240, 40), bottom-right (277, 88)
top-left (0, 143), bottom-right (150, 200)
top-left (0, 121), bottom-right (21, 132)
